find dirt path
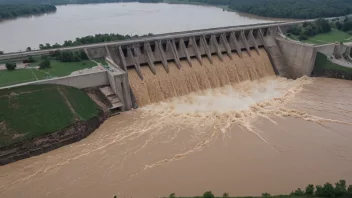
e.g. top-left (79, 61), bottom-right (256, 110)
top-left (57, 86), bottom-right (82, 121)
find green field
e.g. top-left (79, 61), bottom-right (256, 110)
top-left (289, 29), bottom-right (352, 45)
top-left (0, 59), bottom-right (96, 87)
top-left (0, 84), bottom-right (100, 148)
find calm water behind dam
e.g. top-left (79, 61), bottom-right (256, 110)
top-left (0, 2), bottom-right (278, 52)
top-left (0, 49), bottom-right (352, 198)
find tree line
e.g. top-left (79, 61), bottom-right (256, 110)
top-left (0, 0), bottom-right (162, 5)
top-left (155, 0), bottom-right (352, 19)
top-left (287, 17), bottom-right (352, 41)
top-left (38, 33), bottom-right (153, 50)
top-left (287, 19), bottom-right (332, 40)
top-left (0, 4), bottom-right (57, 20)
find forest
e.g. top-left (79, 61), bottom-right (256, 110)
top-left (0, 4), bottom-right (56, 20)
top-left (38, 33), bottom-right (153, 50)
top-left (162, 0), bottom-right (352, 19)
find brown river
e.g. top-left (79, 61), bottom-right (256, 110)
top-left (0, 49), bottom-right (351, 198)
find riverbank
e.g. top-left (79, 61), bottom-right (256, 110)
top-left (0, 84), bottom-right (108, 165)
top-left (0, 4), bottom-right (57, 21)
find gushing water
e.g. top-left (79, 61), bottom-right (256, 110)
top-left (128, 49), bottom-right (275, 107)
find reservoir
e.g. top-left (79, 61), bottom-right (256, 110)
top-left (0, 2), bottom-right (277, 53)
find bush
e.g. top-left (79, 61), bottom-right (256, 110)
top-left (299, 34), bottom-right (308, 40)
top-left (0, 51), bottom-right (3, 55)
top-left (39, 59), bottom-right (51, 69)
top-left (222, 192), bottom-right (229, 198)
top-left (5, 63), bottom-right (16, 71)
top-left (305, 184), bottom-right (315, 195)
top-left (262, 192), bottom-right (271, 197)
top-left (203, 191), bottom-right (215, 198)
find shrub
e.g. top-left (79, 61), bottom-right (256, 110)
top-left (262, 192), bottom-right (271, 197)
top-left (203, 191), bottom-right (215, 198)
top-left (305, 184), bottom-right (315, 196)
top-left (39, 59), bottom-right (51, 69)
top-left (222, 192), bottom-right (229, 198)
top-left (0, 51), bottom-right (4, 55)
top-left (26, 47), bottom-right (31, 51)
top-left (5, 63), bottom-right (16, 71)
top-left (299, 34), bottom-right (308, 40)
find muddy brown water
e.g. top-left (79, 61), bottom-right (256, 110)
top-left (0, 50), bottom-right (352, 198)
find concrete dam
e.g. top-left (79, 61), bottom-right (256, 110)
top-left (81, 21), bottom-right (320, 110)
top-left (2, 21), bottom-right (332, 110)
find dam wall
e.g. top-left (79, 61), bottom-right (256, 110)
top-left (275, 38), bottom-right (317, 78)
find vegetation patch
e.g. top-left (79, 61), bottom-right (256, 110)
top-left (0, 84), bottom-right (99, 148)
top-left (313, 52), bottom-right (352, 80)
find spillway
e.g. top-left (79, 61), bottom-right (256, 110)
top-left (128, 48), bottom-right (275, 107)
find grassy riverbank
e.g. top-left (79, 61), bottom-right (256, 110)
top-left (0, 84), bottom-right (100, 148)
top-left (0, 59), bottom-right (96, 87)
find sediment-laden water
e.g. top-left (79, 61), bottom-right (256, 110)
top-left (0, 49), bottom-right (351, 198)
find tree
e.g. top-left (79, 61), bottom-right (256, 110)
top-left (336, 21), bottom-right (343, 30)
top-left (5, 63), bottom-right (16, 71)
top-left (343, 21), bottom-right (352, 31)
top-left (203, 191), bottom-right (215, 198)
top-left (305, 184), bottom-right (315, 196)
top-left (79, 50), bottom-right (88, 60)
top-left (26, 47), bottom-right (31, 51)
top-left (39, 59), bottom-right (51, 69)
top-left (291, 188), bottom-right (305, 196)
top-left (222, 192), bottom-right (229, 198)
top-left (0, 51), bottom-right (3, 55)
top-left (344, 16), bottom-right (349, 22)
top-left (262, 193), bottom-right (271, 197)
top-left (334, 180), bottom-right (347, 197)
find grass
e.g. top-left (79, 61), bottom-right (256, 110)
top-left (0, 59), bottom-right (96, 87)
top-left (0, 84), bottom-right (99, 148)
top-left (313, 52), bottom-right (352, 74)
top-left (288, 29), bottom-right (352, 45)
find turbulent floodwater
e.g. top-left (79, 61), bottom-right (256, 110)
top-left (0, 2), bottom-right (278, 52)
top-left (0, 51), bottom-right (352, 198)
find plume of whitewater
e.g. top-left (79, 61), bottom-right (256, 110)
top-left (128, 48), bottom-right (275, 107)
